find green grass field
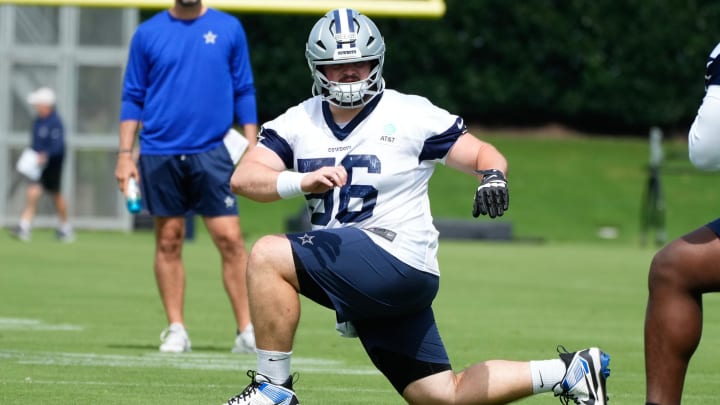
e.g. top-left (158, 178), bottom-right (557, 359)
top-left (3, 230), bottom-right (720, 404)
top-left (2, 134), bottom-right (720, 404)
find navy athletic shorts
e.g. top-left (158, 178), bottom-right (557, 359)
top-left (39, 155), bottom-right (63, 193)
top-left (138, 144), bottom-right (237, 217)
top-left (289, 227), bottom-right (452, 393)
top-left (707, 218), bottom-right (720, 236)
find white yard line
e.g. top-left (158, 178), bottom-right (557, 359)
top-left (0, 350), bottom-right (380, 375)
top-left (0, 378), bottom-right (393, 394)
top-left (0, 317), bottom-right (83, 331)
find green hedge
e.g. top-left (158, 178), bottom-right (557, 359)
top-left (142, 1), bottom-right (720, 133)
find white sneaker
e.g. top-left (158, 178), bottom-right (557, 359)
top-left (56, 228), bottom-right (75, 243)
top-left (159, 323), bottom-right (191, 353)
top-left (231, 324), bottom-right (256, 354)
top-left (10, 226), bottom-right (30, 242)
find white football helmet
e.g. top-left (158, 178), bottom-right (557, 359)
top-left (306, 8), bottom-right (385, 108)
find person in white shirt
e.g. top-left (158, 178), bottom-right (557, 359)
top-left (645, 41), bottom-right (720, 405)
top-left (222, 8), bottom-right (609, 405)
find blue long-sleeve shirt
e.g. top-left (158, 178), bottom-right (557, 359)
top-left (31, 110), bottom-right (65, 157)
top-left (120, 9), bottom-right (257, 155)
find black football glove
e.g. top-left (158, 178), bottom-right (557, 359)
top-left (473, 169), bottom-right (509, 218)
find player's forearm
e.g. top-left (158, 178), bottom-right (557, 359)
top-left (119, 120), bottom-right (139, 152)
top-left (231, 160), bottom-right (284, 202)
top-left (242, 123), bottom-right (258, 147)
top-left (474, 142), bottom-right (508, 178)
top-left (447, 133), bottom-right (508, 178)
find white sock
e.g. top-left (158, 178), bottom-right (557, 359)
top-left (19, 220), bottom-right (31, 231)
top-left (530, 359), bottom-right (566, 393)
top-left (59, 222), bottom-right (72, 233)
top-left (257, 349), bottom-right (292, 385)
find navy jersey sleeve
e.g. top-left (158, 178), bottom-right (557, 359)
top-left (419, 117), bottom-right (466, 162)
top-left (259, 127), bottom-right (294, 169)
top-left (705, 42), bottom-right (720, 90)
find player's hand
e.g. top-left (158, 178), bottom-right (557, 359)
top-left (301, 165), bottom-right (348, 194)
top-left (115, 153), bottom-right (139, 194)
top-left (473, 169), bottom-right (509, 218)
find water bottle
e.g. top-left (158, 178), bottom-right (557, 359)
top-left (126, 177), bottom-right (142, 214)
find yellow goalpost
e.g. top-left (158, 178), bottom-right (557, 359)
top-left (0, 0), bottom-right (446, 17)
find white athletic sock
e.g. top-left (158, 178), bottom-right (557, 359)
top-left (529, 359), bottom-right (566, 393)
top-left (257, 349), bottom-right (292, 385)
top-left (59, 222), bottom-right (72, 233)
top-left (19, 220), bottom-right (31, 231)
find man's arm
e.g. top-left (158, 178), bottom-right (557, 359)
top-left (115, 120), bottom-right (140, 194)
top-left (446, 133), bottom-right (509, 218)
top-left (445, 132), bottom-right (508, 177)
top-left (231, 146), bottom-right (347, 202)
top-left (242, 123), bottom-right (258, 147)
top-left (231, 22), bottom-right (258, 146)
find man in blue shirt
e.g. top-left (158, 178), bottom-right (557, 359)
top-left (11, 87), bottom-right (74, 243)
top-left (115, 0), bottom-right (257, 353)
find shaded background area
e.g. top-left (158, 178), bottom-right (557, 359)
top-left (163, 0), bottom-right (720, 135)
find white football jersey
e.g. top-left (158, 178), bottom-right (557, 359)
top-left (689, 42), bottom-right (720, 171)
top-left (259, 89), bottom-right (466, 275)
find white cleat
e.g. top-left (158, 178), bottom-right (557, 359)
top-left (159, 323), bottom-right (191, 353)
top-left (553, 346), bottom-right (610, 405)
top-left (223, 371), bottom-right (299, 405)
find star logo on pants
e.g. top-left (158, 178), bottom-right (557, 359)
top-left (224, 196), bottom-right (235, 208)
top-left (298, 233), bottom-right (315, 246)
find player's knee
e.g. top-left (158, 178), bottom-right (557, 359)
top-left (247, 235), bottom-right (291, 277)
top-left (213, 231), bottom-right (245, 256)
top-left (156, 228), bottom-right (184, 258)
top-left (403, 372), bottom-right (456, 405)
top-left (156, 237), bottom-right (182, 258)
top-left (648, 244), bottom-right (686, 290)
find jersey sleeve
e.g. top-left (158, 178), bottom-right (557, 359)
top-left (689, 86), bottom-right (720, 171)
top-left (120, 29), bottom-right (148, 122)
top-left (231, 19), bottom-right (257, 126)
top-left (258, 126), bottom-right (294, 169)
top-left (412, 97), bottom-right (466, 162)
top-left (706, 42), bottom-right (720, 90)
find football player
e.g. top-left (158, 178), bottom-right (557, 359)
top-left (645, 41), bottom-right (720, 405)
top-left (224, 8), bottom-right (609, 405)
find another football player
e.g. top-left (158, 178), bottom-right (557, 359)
top-left (645, 41), bottom-right (720, 405)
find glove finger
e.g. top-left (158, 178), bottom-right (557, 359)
top-left (485, 192), bottom-right (497, 218)
top-left (472, 191), bottom-right (483, 217)
top-left (478, 191), bottom-right (490, 216)
top-left (495, 189), bottom-right (505, 216)
top-left (495, 197), bottom-right (505, 217)
top-left (503, 190), bottom-right (509, 211)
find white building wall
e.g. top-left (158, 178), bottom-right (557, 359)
top-left (0, 5), bottom-right (137, 230)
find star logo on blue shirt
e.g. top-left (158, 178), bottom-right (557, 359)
top-left (204, 30), bottom-right (217, 44)
top-left (298, 233), bottom-right (315, 246)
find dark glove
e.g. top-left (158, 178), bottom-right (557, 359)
top-left (473, 169), bottom-right (509, 218)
